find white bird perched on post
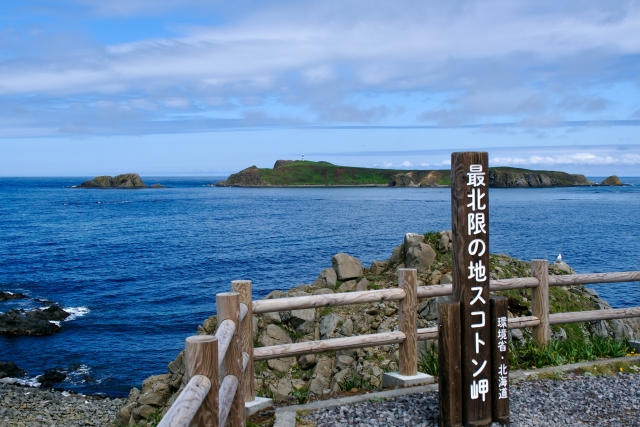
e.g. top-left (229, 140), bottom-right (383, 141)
top-left (555, 254), bottom-right (562, 263)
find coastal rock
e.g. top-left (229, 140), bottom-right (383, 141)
top-left (388, 244), bottom-right (405, 265)
top-left (77, 173), bottom-right (161, 189)
top-left (489, 169), bottom-right (591, 188)
top-left (259, 324), bottom-right (292, 347)
top-left (369, 261), bottom-right (388, 275)
top-left (312, 267), bottom-right (337, 289)
top-left (0, 291), bottom-right (28, 301)
top-left (405, 243), bottom-right (436, 273)
top-left (297, 354), bottom-right (317, 370)
top-left (331, 253), bottom-right (363, 281)
top-left (0, 361), bottom-right (26, 379)
top-left (38, 369), bottom-right (67, 387)
top-left (320, 313), bottom-right (342, 339)
top-left (600, 175), bottom-right (623, 186)
top-left (337, 280), bottom-right (357, 293)
top-left (26, 305), bottom-right (70, 322)
top-left (0, 309), bottom-right (61, 336)
top-left (389, 172), bottom-right (417, 187)
top-left (355, 278), bottom-right (369, 292)
top-left (215, 166), bottom-right (267, 186)
top-left (274, 160), bottom-right (294, 169)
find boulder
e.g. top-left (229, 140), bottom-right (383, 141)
top-left (297, 354), bottom-right (317, 370)
top-left (312, 288), bottom-right (334, 295)
top-left (258, 324), bottom-right (292, 347)
top-left (0, 310), bottom-right (61, 336)
top-left (337, 280), bottom-right (357, 293)
top-left (388, 244), bottom-right (405, 265)
top-left (418, 298), bottom-right (438, 321)
top-left (405, 243), bottom-right (436, 273)
top-left (270, 378), bottom-right (293, 401)
top-left (262, 312), bottom-right (282, 324)
top-left (268, 358), bottom-right (296, 373)
top-left (330, 368), bottom-right (352, 392)
top-left (26, 305), bottom-right (70, 322)
top-left (335, 355), bottom-right (354, 371)
top-left (0, 361), bottom-right (26, 379)
top-left (355, 278), bottom-right (369, 292)
top-left (38, 369), bottom-right (67, 387)
top-left (308, 357), bottom-right (332, 395)
top-left (340, 318), bottom-right (354, 336)
top-left (331, 253), bottom-right (363, 281)
top-left (439, 232), bottom-right (452, 253)
top-left (369, 261), bottom-right (388, 275)
top-left (440, 273), bottom-right (453, 284)
top-left (289, 309), bottom-right (315, 329)
top-left (403, 233), bottom-right (424, 252)
top-left (312, 268), bottom-right (338, 289)
top-left (320, 313), bottom-right (342, 339)
top-left (0, 292), bottom-right (28, 301)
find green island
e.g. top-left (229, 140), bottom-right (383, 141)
top-left (214, 159), bottom-right (594, 188)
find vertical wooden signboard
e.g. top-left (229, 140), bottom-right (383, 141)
top-left (451, 152), bottom-right (492, 427)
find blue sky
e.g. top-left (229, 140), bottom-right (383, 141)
top-left (1, 0), bottom-right (640, 176)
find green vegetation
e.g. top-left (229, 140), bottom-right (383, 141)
top-left (418, 345), bottom-right (439, 377)
top-left (337, 373), bottom-right (376, 391)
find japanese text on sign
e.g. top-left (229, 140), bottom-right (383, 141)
top-left (497, 316), bottom-right (508, 400)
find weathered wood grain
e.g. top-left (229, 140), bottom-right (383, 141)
top-left (157, 375), bottom-right (212, 427)
top-left (216, 293), bottom-right (244, 427)
top-left (253, 331), bottom-right (406, 361)
top-left (231, 280), bottom-right (255, 402)
top-left (507, 316), bottom-right (540, 329)
top-left (490, 297), bottom-right (509, 426)
top-left (184, 335), bottom-right (218, 427)
top-left (438, 301), bottom-right (462, 427)
top-left (417, 327), bottom-right (438, 340)
top-left (252, 288), bottom-right (405, 314)
top-left (531, 260), bottom-right (550, 346)
top-left (214, 320), bottom-right (236, 370)
top-left (416, 284), bottom-right (453, 298)
top-left (398, 269), bottom-right (418, 376)
top-left (451, 151), bottom-right (492, 426)
top-left (218, 375), bottom-right (239, 427)
top-left (489, 277), bottom-right (539, 291)
top-left (548, 271), bottom-right (640, 286)
top-left (549, 307), bottom-right (640, 324)
top-left (239, 303), bottom-right (248, 323)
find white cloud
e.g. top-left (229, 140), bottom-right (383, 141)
top-left (491, 152), bottom-right (640, 166)
top-left (401, 160), bottom-right (412, 167)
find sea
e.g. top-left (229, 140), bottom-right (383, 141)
top-left (1, 176), bottom-right (639, 397)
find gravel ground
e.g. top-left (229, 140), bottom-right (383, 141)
top-left (0, 383), bottom-right (124, 427)
top-left (302, 372), bottom-right (640, 427)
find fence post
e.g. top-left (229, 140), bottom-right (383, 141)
top-left (216, 292), bottom-right (245, 427)
top-left (185, 335), bottom-right (219, 427)
top-left (438, 301), bottom-right (462, 427)
top-left (231, 280), bottom-right (255, 402)
top-left (531, 259), bottom-right (550, 347)
top-left (398, 268), bottom-right (418, 375)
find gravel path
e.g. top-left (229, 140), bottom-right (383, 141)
top-left (0, 383), bottom-right (124, 427)
top-left (302, 372), bottom-right (640, 426)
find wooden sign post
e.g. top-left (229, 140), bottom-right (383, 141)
top-left (451, 152), bottom-right (492, 427)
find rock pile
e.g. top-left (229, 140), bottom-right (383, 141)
top-left (0, 305), bottom-right (71, 336)
top-left (115, 230), bottom-right (640, 426)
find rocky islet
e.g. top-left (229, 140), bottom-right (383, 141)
top-left (75, 173), bottom-right (164, 189)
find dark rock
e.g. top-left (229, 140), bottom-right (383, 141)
top-left (489, 168), bottom-right (591, 187)
top-left (600, 175), bottom-right (623, 186)
top-left (38, 369), bottom-right (67, 387)
top-left (389, 172), bottom-right (416, 187)
top-left (77, 173), bottom-right (158, 188)
top-left (0, 309), bottom-right (61, 336)
top-left (25, 305), bottom-right (70, 321)
top-left (0, 361), bottom-right (26, 379)
top-left (0, 291), bottom-right (28, 301)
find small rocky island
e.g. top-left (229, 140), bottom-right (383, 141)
top-left (76, 173), bottom-right (164, 189)
top-left (215, 160), bottom-right (593, 188)
top-left (599, 175), bottom-right (624, 186)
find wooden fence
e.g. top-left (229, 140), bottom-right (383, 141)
top-left (158, 265), bottom-right (640, 427)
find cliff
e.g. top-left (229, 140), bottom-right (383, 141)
top-left (76, 174), bottom-right (164, 189)
top-left (215, 161), bottom-right (592, 188)
top-left (600, 175), bottom-right (623, 186)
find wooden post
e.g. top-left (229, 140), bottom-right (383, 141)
top-left (438, 301), bottom-right (462, 427)
top-left (531, 259), bottom-right (550, 347)
top-left (231, 280), bottom-right (255, 402)
top-left (216, 292), bottom-right (245, 427)
top-left (398, 268), bottom-right (418, 375)
top-left (185, 335), bottom-right (219, 427)
top-left (451, 152), bottom-right (492, 426)
top-left (490, 297), bottom-right (509, 425)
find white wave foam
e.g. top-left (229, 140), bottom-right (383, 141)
top-left (49, 320), bottom-right (61, 326)
top-left (15, 376), bottom-right (41, 388)
top-left (64, 306), bottom-right (90, 321)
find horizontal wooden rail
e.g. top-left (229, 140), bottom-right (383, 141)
top-left (548, 271), bottom-right (640, 287)
top-left (157, 375), bottom-right (211, 427)
top-left (215, 319), bottom-right (236, 368)
top-left (239, 303), bottom-right (248, 322)
top-left (550, 307), bottom-right (640, 325)
top-left (417, 327), bottom-right (438, 340)
top-left (219, 375), bottom-right (239, 427)
top-left (508, 315), bottom-right (540, 329)
top-left (252, 288), bottom-right (406, 314)
top-left (490, 277), bottom-right (540, 291)
top-left (254, 331), bottom-right (406, 361)
top-left (417, 284), bottom-right (452, 298)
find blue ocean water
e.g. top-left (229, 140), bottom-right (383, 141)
top-left (1, 176), bottom-right (639, 396)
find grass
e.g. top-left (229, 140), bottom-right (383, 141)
top-left (338, 373), bottom-right (376, 391)
top-left (418, 345), bottom-right (439, 377)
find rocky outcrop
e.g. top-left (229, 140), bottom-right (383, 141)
top-left (489, 169), bottom-right (591, 187)
top-left (77, 174), bottom-right (163, 189)
top-left (0, 307), bottom-right (68, 336)
top-left (117, 231), bottom-right (640, 426)
top-left (389, 172), bottom-right (441, 187)
top-left (0, 361), bottom-right (26, 379)
top-left (0, 291), bottom-right (28, 301)
top-left (600, 175), bottom-right (623, 186)
top-left (215, 166), bottom-right (267, 187)
top-left (37, 369), bottom-right (67, 388)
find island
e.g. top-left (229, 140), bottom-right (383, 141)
top-left (75, 173), bottom-right (164, 189)
top-left (214, 160), bottom-right (593, 188)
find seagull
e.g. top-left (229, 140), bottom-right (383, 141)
top-left (555, 254), bottom-right (562, 263)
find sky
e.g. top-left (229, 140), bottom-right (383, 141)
top-left (1, 0), bottom-right (640, 176)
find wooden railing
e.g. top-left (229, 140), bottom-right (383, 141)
top-left (159, 264), bottom-right (640, 427)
